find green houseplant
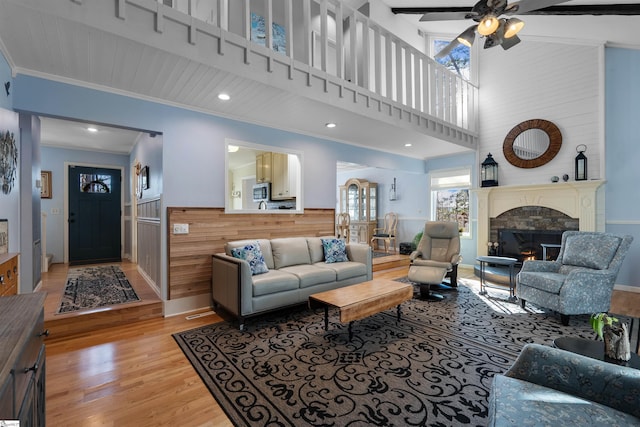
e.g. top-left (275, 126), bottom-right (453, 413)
top-left (590, 313), bottom-right (631, 361)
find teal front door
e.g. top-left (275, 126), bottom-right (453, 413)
top-left (68, 165), bottom-right (122, 265)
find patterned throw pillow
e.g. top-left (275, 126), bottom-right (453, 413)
top-left (231, 241), bottom-right (269, 275)
top-left (321, 238), bottom-right (349, 263)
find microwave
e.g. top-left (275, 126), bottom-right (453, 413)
top-left (252, 182), bottom-right (271, 202)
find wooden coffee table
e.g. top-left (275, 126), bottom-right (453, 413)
top-left (308, 279), bottom-right (413, 340)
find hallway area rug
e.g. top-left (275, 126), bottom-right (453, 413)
top-left (57, 265), bottom-right (140, 314)
top-left (173, 279), bottom-right (596, 426)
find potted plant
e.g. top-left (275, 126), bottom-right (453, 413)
top-left (590, 313), bottom-right (631, 361)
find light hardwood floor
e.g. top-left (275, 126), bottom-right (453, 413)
top-left (42, 262), bottom-right (640, 426)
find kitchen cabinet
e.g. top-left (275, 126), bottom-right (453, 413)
top-left (256, 152), bottom-right (272, 183)
top-left (0, 292), bottom-right (47, 426)
top-left (271, 153), bottom-right (299, 200)
top-left (339, 178), bottom-right (377, 244)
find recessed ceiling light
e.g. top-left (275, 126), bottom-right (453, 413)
top-left (227, 145), bottom-right (239, 153)
top-left (325, 123), bottom-right (337, 128)
top-left (87, 127), bottom-right (98, 133)
top-left (218, 93), bottom-right (231, 101)
top-left (404, 143), bottom-right (412, 147)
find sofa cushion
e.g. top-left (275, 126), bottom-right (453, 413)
top-left (307, 237), bottom-right (334, 263)
top-left (321, 238), bottom-right (349, 263)
top-left (314, 261), bottom-right (367, 281)
top-left (230, 241), bottom-right (269, 275)
top-left (517, 271), bottom-right (566, 294)
top-left (251, 270), bottom-right (300, 297)
top-left (561, 234), bottom-right (621, 270)
top-left (226, 239), bottom-right (274, 269)
top-left (271, 237), bottom-right (312, 269)
top-left (488, 375), bottom-right (640, 427)
top-left (279, 265), bottom-right (336, 288)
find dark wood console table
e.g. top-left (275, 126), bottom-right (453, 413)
top-left (0, 292), bottom-right (48, 425)
top-left (553, 336), bottom-right (640, 369)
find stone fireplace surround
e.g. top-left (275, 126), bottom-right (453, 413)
top-left (474, 180), bottom-right (606, 258)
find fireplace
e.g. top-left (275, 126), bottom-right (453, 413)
top-left (497, 229), bottom-right (564, 263)
top-left (474, 180), bottom-right (605, 258)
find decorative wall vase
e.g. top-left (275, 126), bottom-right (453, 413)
top-left (0, 130), bottom-right (17, 194)
top-left (603, 323), bottom-right (631, 361)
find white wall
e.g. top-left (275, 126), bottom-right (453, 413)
top-left (478, 40), bottom-right (603, 185)
top-left (0, 108), bottom-right (20, 253)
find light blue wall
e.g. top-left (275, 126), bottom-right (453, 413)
top-left (0, 52), bottom-right (11, 111)
top-left (40, 146), bottom-right (129, 264)
top-left (426, 152), bottom-right (478, 267)
top-left (130, 133), bottom-right (163, 200)
top-left (14, 74), bottom-right (426, 298)
top-left (605, 47), bottom-right (640, 289)
top-left (13, 75), bottom-right (425, 209)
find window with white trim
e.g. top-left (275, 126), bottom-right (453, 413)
top-left (430, 168), bottom-right (471, 237)
top-left (428, 35), bottom-right (476, 84)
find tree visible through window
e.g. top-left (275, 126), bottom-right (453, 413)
top-left (433, 39), bottom-right (471, 81)
top-left (430, 169), bottom-right (471, 236)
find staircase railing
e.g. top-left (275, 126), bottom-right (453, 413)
top-left (158, 0), bottom-right (478, 133)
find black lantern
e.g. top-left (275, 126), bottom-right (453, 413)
top-left (575, 144), bottom-right (587, 181)
top-left (481, 153), bottom-right (499, 187)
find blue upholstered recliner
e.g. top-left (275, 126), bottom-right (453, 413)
top-left (517, 231), bottom-right (633, 325)
top-left (488, 343), bottom-right (640, 426)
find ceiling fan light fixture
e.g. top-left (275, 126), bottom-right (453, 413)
top-left (504, 17), bottom-right (525, 38)
top-left (456, 26), bottom-right (477, 47)
top-left (477, 15), bottom-right (499, 36)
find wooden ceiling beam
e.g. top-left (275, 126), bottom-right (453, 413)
top-left (391, 4), bottom-right (640, 16)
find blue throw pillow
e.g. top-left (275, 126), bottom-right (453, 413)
top-left (231, 241), bottom-right (269, 275)
top-left (321, 238), bottom-right (349, 263)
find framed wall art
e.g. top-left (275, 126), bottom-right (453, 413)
top-left (141, 166), bottom-right (150, 190)
top-left (0, 219), bottom-right (8, 254)
top-left (41, 170), bottom-right (52, 198)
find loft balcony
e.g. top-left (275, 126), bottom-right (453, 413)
top-left (0, 0), bottom-right (479, 156)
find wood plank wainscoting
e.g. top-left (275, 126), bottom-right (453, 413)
top-left (167, 208), bottom-right (336, 300)
top-left (137, 197), bottom-right (161, 294)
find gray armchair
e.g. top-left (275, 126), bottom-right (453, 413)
top-left (517, 231), bottom-right (633, 325)
top-left (488, 343), bottom-right (640, 426)
top-left (409, 221), bottom-right (462, 300)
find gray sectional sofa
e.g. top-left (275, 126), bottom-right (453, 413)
top-left (211, 236), bottom-right (372, 330)
top-left (488, 343), bottom-right (640, 426)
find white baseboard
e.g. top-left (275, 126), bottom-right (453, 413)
top-left (164, 294), bottom-right (212, 317)
top-left (614, 284), bottom-right (640, 293)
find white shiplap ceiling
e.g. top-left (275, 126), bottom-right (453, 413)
top-left (2, 0), bottom-right (640, 159)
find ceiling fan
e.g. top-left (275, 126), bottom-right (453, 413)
top-left (418, 0), bottom-right (574, 59)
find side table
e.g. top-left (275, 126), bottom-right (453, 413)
top-left (476, 256), bottom-right (518, 302)
top-left (553, 336), bottom-right (640, 369)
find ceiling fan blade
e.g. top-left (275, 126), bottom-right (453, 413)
top-left (505, 0), bottom-right (571, 15)
top-left (420, 11), bottom-right (477, 22)
top-left (435, 39), bottom-right (461, 60)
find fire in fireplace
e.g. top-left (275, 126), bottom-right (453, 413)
top-left (497, 229), bottom-right (564, 263)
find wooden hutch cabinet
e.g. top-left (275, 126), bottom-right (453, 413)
top-left (0, 253), bottom-right (19, 297)
top-left (339, 178), bottom-right (377, 244)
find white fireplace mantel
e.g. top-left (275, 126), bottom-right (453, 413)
top-left (473, 180), bottom-right (606, 256)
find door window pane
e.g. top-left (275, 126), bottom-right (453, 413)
top-left (80, 174), bottom-right (112, 193)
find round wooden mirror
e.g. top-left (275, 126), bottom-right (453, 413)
top-left (503, 119), bottom-right (562, 168)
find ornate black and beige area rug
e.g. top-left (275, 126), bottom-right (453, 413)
top-left (57, 265), bottom-right (140, 314)
top-left (174, 278), bottom-right (596, 426)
